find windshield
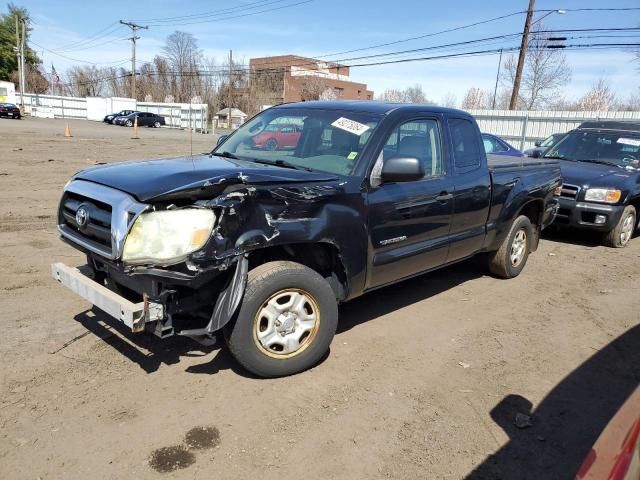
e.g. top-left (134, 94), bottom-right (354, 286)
top-left (540, 134), bottom-right (561, 148)
top-left (544, 130), bottom-right (640, 168)
top-left (213, 107), bottom-right (382, 176)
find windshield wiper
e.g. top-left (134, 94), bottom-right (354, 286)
top-left (578, 159), bottom-right (618, 167)
top-left (543, 154), bottom-right (571, 161)
top-left (214, 151), bottom-right (239, 160)
top-left (250, 158), bottom-right (315, 172)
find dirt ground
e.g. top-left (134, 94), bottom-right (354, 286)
top-left (0, 117), bottom-right (638, 480)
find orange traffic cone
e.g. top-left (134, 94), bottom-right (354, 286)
top-left (64, 122), bottom-right (72, 138)
top-left (131, 116), bottom-right (140, 140)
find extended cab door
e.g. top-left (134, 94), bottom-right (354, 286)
top-left (446, 117), bottom-right (492, 261)
top-left (366, 117), bottom-right (454, 289)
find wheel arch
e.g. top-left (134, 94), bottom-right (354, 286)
top-left (246, 242), bottom-right (349, 301)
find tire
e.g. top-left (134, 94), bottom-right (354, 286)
top-left (489, 215), bottom-right (533, 279)
top-left (603, 205), bottom-right (636, 248)
top-left (125, 120), bottom-right (133, 127)
top-left (154, 121), bottom-right (161, 128)
top-left (225, 261), bottom-right (338, 378)
top-left (265, 138), bottom-right (278, 151)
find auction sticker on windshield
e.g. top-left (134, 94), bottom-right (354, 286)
top-left (332, 117), bottom-right (370, 136)
top-left (617, 138), bottom-right (640, 147)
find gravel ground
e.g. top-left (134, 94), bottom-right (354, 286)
top-left (0, 117), bottom-right (638, 480)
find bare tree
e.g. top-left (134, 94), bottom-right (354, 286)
top-left (441, 92), bottom-right (457, 108)
top-left (501, 23), bottom-right (571, 110)
top-left (461, 87), bottom-right (487, 109)
top-left (576, 78), bottom-right (616, 111)
top-left (404, 84), bottom-right (432, 104)
top-left (377, 88), bottom-right (405, 102)
top-left (299, 75), bottom-right (329, 101)
top-left (615, 88), bottom-right (640, 111)
top-left (161, 31), bottom-right (202, 102)
top-left (66, 65), bottom-right (107, 97)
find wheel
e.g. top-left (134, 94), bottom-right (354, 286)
top-left (225, 261), bottom-right (338, 378)
top-left (154, 121), bottom-right (161, 128)
top-left (265, 138), bottom-right (278, 151)
top-left (125, 120), bottom-right (133, 127)
top-left (489, 215), bottom-right (533, 279)
top-left (603, 205), bottom-right (636, 248)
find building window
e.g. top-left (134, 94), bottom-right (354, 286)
top-left (334, 87), bottom-right (344, 97)
top-left (357, 90), bottom-right (361, 97)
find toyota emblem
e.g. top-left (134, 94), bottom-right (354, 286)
top-left (75, 206), bottom-right (89, 227)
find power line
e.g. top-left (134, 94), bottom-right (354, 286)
top-left (120, 20), bottom-right (148, 99)
top-left (134, 0), bottom-right (293, 23)
top-left (30, 40), bottom-right (130, 65)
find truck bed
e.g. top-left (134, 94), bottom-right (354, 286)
top-left (487, 154), bottom-right (559, 171)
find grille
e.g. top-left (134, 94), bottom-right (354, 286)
top-left (559, 184), bottom-right (580, 199)
top-left (61, 192), bottom-right (113, 250)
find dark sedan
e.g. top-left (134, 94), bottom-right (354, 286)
top-left (482, 133), bottom-right (524, 157)
top-left (0, 103), bottom-right (21, 119)
top-left (115, 112), bottom-right (166, 127)
top-left (103, 110), bottom-right (136, 124)
top-left (524, 133), bottom-right (565, 158)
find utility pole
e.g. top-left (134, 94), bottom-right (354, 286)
top-left (120, 20), bottom-right (148, 100)
top-left (492, 49), bottom-right (503, 110)
top-left (509, 0), bottom-right (535, 110)
top-left (20, 18), bottom-right (26, 101)
top-left (228, 49), bottom-right (233, 129)
top-left (14, 15), bottom-right (23, 107)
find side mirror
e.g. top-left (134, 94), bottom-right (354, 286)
top-left (534, 141), bottom-right (541, 147)
top-left (531, 150), bottom-right (542, 158)
top-left (216, 134), bottom-right (229, 147)
top-left (381, 156), bottom-right (424, 183)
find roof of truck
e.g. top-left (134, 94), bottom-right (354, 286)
top-left (577, 121), bottom-right (640, 133)
top-left (274, 100), bottom-right (470, 117)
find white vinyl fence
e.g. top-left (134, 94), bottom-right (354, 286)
top-left (467, 109), bottom-right (640, 150)
top-left (21, 93), bottom-right (209, 133)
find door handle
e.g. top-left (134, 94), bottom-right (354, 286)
top-left (436, 192), bottom-right (453, 202)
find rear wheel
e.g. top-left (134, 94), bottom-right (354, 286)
top-left (489, 215), bottom-right (533, 279)
top-left (265, 138), bottom-right (278, 151)
top-left (225, 261), bottom-right (338, 378)
top-left (603, 205), bottom-right (636, 248)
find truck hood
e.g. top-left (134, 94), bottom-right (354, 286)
top-left (558, 159), bottom-right (635, 188)
top-left (74, 154), bottom-right (338, 202)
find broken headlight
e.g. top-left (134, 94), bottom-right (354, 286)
top-left (122, 208), bottom-right (215, 264)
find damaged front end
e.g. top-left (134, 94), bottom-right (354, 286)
top-left (52, 168), bottom-right (347, 343)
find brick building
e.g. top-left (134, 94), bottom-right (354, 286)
top-left (249, 55), bottom-right (374, 105)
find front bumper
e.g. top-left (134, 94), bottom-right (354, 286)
top-left (51, 262), bottom-right (164, 332)
top-left (555, 197), bottom-right (625, 231)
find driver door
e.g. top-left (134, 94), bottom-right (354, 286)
top-left (366, 117), bottom-right (454, 289)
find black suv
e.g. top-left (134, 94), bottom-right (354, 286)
top-left (546, 121), bottom-right (640, 247)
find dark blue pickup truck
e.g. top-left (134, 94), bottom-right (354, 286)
top-left (546, 121), bottom-right (640, 247)
top-left (51, 101), bottom-right (561, 377)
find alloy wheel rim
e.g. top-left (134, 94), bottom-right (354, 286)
top-left (620, 214), bottom-right (635, 245)
top-left (510, 229), bottom-right (527, 267)
top-left (253, 289), bottom-right (320, 358)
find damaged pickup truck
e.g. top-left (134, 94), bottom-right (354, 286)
top-left (52, 101), bottom-right (561, 377)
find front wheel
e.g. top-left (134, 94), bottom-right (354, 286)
top-left (125, 120), bottom-right (133, 127)
top-left (604, 205), bottom-right (636, 248)
top-left (154, 121), bottom-right (161, 128)
top-left (265, 138), bottom-right (278, 151)
top-left (225, 261), bottom-right (338, 378)
top-left (488, 215), bottom-right (533, 279)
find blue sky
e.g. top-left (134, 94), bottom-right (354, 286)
top-left (24, 0), bottom-right (640, 103)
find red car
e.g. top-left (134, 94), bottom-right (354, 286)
top-left (576, 386), bottom-right (640, 480)
top-left (0, 103), bottom-right (21, 119)
top-left (252, 124), bottom-right (301, 150)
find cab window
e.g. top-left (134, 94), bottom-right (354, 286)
top-left (383, 119), bottom-right (442, 178)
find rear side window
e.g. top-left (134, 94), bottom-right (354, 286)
top-left (449, 118), bottom-right (482, 170)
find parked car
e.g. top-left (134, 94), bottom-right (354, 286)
top-left (0, 102), bottom-right (21, 119)
top-left (115, 111), bottom-right (165, 127)
top-left (546, 121), bottom-right (640, 247)
top-left (103, 110), bottom-right (136, 124)
top-left (252, 124), bottom-right (302, 150)
top-left (576, 386), bottom-right (640, 480)
top-left (51, 101), bottom-right (561, 378)
top-left (482, 133), bottom-right (524, 157)
top-left (524, 133), bottom-right (565, 158)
